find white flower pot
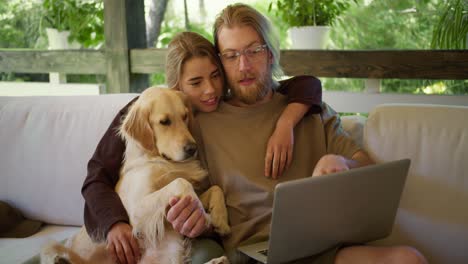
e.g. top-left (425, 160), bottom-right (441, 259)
top-left (288, 26), bottom-right (330, 50)
top-left (46, 28), bottom-right (81, 50)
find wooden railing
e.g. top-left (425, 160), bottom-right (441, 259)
top-left (0, 0), bottom-right (467, 112)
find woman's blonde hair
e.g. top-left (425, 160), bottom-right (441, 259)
top-left (165, 32), bottom-right (225, 90)
top-left (213, 3), bottom-right (284, 79)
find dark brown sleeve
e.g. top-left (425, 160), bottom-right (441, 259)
top-left (81, 97), bottom-right (138, 242)
top-left (277, 75), bottom-right (323, 114)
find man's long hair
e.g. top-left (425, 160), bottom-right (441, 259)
top-left (213, 3), bottom-right (284, 80)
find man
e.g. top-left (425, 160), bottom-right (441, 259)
top-left (166, 3), bottom-right (427, 264)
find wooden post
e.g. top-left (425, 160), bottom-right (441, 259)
top-left (104, 0), bottom-right (148, 93)
top-left (365, 79), bottom-right (381, 94)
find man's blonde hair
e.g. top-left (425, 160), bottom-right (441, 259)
top-left (213, 3), bottom-right (284, 79)
top-left (166, 32), bottom-right (225, 90)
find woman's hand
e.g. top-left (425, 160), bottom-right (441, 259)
top-left (106, 222), bottom-right (140, 264)
top-left (265, 122), bottom-right (294, 179)
top-left (166, 196), bottom-right (210, 238)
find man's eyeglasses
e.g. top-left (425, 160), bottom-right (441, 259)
top-left (218, 44), bottom-right (268, 65)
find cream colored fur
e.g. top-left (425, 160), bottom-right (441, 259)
top-left (41, 88), bottom-right (230, 264)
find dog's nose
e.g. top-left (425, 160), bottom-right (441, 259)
top-left (184, 142), bottom-right (197, 157)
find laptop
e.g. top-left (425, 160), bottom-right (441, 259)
top-left (237, 159), bottom-right (411, 264)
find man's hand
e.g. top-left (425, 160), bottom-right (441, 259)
top-left (106, 222), bottom-right (140, 264)
top-left (313, 151), bottom-right (375, 176)
top-left (166, 196), bottom-right (210, 238)
top-left (265, 122), bottom-right (294, 179)
top-left (312, 154), bottom-right (349, 176)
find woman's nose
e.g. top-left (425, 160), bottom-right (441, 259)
top-left (204, 80), bottom-right (215, 94)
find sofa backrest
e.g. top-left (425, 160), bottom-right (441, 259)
top-left (0, 94), bottom-right (138, 226)
top-left (364, 104), bottom-right (468, 264)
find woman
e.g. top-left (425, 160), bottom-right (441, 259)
top-left (82, 32), bottom-right (322, 264)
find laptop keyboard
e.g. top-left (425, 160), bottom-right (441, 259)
top-left (258, 249), bottom-right (268, 256)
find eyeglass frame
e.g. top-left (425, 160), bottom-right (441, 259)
top-left (218, 44), bottom-right (268, 65)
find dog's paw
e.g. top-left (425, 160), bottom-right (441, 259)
top-left (213, 221), bottom-right (231, 236)
top-left (204, 256), bottom-right (230, 264)
top-left (210, 212), bottom-right (231, 236)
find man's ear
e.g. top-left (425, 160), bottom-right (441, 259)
top-left (122, 102), bottom-right (157, 153)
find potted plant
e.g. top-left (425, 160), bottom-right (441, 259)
top-left (41, 0), bottom-right (104, 49)
top-left (269, 0), bottom-right (357, 49)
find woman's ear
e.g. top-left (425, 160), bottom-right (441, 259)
top-left (121, 102), bottom-right (157, 153)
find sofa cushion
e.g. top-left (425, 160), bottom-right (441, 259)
top-left (0, 94), bottom-right (137, 226)
top-left (364, 104), bottom-right (468, 264)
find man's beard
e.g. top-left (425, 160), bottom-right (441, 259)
top-left (228, 70), bottom-right (272, 105)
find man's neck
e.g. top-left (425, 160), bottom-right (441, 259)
top-left (227, 89), bottom-right (273, 108)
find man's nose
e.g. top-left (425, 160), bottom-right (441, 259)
top-left (238, 54), bottom-right (252, 72)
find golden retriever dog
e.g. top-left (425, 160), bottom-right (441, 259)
top-left (41, 87), bottom-right (231, 264)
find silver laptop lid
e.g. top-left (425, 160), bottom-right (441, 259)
top-left (267, 159), bottom-right (410, 263)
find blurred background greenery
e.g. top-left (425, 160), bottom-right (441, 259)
top-left (0, 0), bottom-right (466, 94)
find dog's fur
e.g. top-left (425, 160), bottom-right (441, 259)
top-left (41, 87), bottom-right (230, 264)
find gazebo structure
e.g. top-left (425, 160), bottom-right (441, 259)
top-left (0, 0), bottom-right (467, 112)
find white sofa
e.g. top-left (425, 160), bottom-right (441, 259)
top-left (0, 94), bottom-right (467, 264)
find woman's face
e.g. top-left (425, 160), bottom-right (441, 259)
top-left (179, 56), bottom-right (223, 112)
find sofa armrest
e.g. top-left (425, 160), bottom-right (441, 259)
top-left (363, 103), bottom-right (468, 264)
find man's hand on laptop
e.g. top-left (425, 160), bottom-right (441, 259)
top-left (313, 151), bottom-right (375, 176)
top-left (312, 154), bottom-right (350, 176)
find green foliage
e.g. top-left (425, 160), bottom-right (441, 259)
top-left (156, 7), bottom-right (212, 49)
top-left (431, 0), bottom-right (468, 49)
top-left (322, 0), bottom-right (467, 95)
top-left (41, 0), bottom-right (104, 48)
top-left (0, 0), bottom-right (43, 48)
top-left (268, 0), bottom-right (357, 27)
top-left (329, 0), bottom-right (441, 49)
top-left (150, 72), bottom-right (166, 86)
top-left (253, 1), bottom-right (291, 48)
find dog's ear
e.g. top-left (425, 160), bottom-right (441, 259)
top-left (174, 91), bottom-right (195, 127)
top-left (122, 102), bottom-right (156, 152)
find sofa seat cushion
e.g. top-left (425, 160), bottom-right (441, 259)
top-left (0, 225), bottom-right (80, 263)
top-left (364, 104), bottom-right (468, 264)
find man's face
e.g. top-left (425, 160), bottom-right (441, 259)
top-left (217, 25), bottom-right (272, 105)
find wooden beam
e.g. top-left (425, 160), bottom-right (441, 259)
top-left (281, 50), bottom-right (468, 80)
top-left (323, 91), bottom-right (468, 113)
top-left (104, 0), bottom-right (130, 93)
top-left (129, 49), bottom-right (468, 79)
top-left (0, 50), bottom-right (106, 74)
top-left (130, 48), bottom-right (166, 73)
top-left (125, 0), bottom-right (149, 93)
top-left (104, 0), bottom-right (148, 93)
top-left (2, 49), bottom-right (467, 80)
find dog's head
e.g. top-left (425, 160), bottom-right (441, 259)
top-left (121, 87), bottom-right (197, 162)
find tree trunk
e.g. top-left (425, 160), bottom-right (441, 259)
top-left (146, 0), bottom-right (169, 47)
top-left (184, 0), bottom-right (190, 30)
